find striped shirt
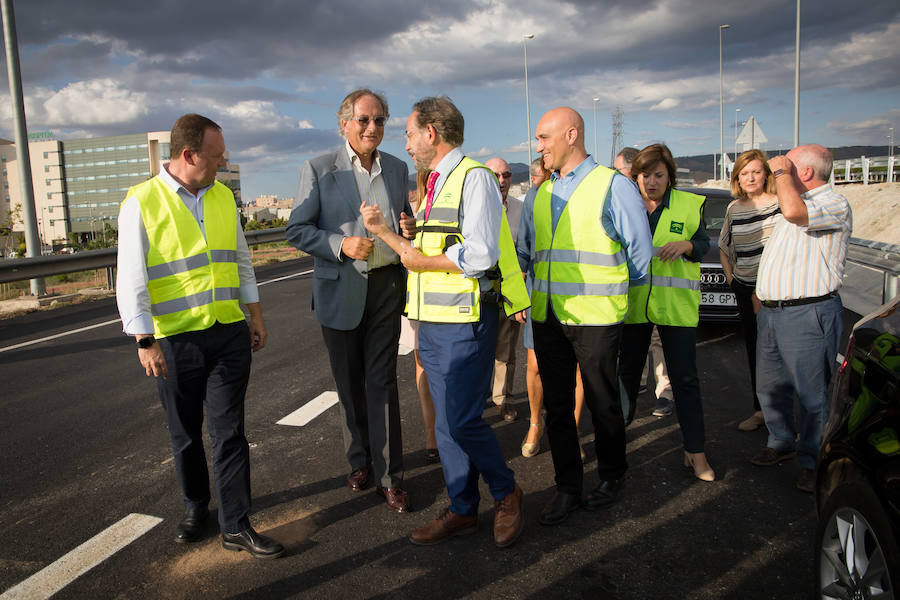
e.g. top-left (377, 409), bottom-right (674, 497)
top-left (756, 183), bottom-right (852, 301)
top-left (346, 141), bottom-right (398, 270)
top-left (718, 198), bottom-right (780, 284)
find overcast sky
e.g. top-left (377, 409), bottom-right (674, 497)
top-left (2, 0), bottom-right (898, 201)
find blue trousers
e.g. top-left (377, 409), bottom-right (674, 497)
top-left (756, 296), bottom-right (843, 469)
top-left (418, 307), bottom-right (516, 517)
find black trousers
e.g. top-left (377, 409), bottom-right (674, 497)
top-left (533, 310), bottom-right (626, 494)
top-left (619, 322), bottom-right (706, 453)
top-left (731, 277), bottom-right (760, 411)
top-left (156, 320), bottom-right (252, 534)
top-left (321, 263), bottom-right (405, 488)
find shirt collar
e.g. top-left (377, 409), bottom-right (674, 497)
top-left (345, 140), bottom-right (381, 175)
top-left (550, 154), bottom-right (597, 183)
top-left (433, 146), bottom-right (464, 178)
top-left (802, 182), bottom-right (832, 199)
top-left (159, 163), bottom-right (214, 197)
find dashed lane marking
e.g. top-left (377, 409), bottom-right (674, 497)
top-left (0, 513), bottom-right (162, 600)
top-left (277, 391), bottom-right (339, 426)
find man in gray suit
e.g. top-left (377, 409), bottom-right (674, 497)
top-left (286, 89), bottom-right (414, 513)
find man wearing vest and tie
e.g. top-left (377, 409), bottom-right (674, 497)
top-left (523, 107), bottom-right (652, 526)
top-left (116, 114), bottom-right (283, 559)
top-left (360, 96), bottom-right (530, 548)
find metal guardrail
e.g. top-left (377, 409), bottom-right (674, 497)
top-left (0, 228), bottom-right (287, 284)
top-left (845, 237), bottom-right (900, 306)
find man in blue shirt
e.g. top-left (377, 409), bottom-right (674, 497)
top-left (519, 107), bottom-right (652, 525)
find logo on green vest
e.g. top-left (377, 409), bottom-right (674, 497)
top-left (459, 307), bottom-right (471, 314)
top-left (670, 221), bottom-right (684, 234)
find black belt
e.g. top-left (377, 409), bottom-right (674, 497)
top-left (366, 262), bottom-right (401, 274)
top-left (761, 292), bottom-right (837, 309)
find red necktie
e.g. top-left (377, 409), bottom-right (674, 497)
top-left (423, 171), bottom-right (440, 221)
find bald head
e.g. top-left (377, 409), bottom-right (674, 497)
top-left (786, 144), bottom-right (833, 187)
top-left (535, 107), bottom-right (587, 177)
top-left (485, 157), bottom-right (512, 201)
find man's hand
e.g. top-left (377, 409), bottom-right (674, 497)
top-left (657, 240), bottom-right (692, 263)
top-left (137, 338), bottom-right (168, 379)
top-left (768, 155), bottom-right (792, 176)
top-left (359, 200), bottom-right (388, 238)
top-left (514, 310), bottom-right (527, 324)
top-left (249, 313), bottom-right (267, 352)
top-left (341, 235), bottom-right (375, 260)
top-left (399, 211), bottom-right (417, 240)
top-left (400, 246), bottom-right (428, 271)
top-left (751, 293), bottom-right (761, 315)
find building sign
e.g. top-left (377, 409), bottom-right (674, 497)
top-left (28, 131), bottom-right (55, 141)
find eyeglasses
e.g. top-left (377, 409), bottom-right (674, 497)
top-left (350, 115), bottom-right (387, 128)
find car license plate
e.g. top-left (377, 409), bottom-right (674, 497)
top-left (701, 292), bottom-right (736, 306)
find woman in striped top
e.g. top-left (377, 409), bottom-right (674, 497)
top-left (718, 149), bottom-right (780, 432)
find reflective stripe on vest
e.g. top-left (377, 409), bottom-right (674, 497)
top-left (625, 188), bottom-right (705, 327)
top-left (531, 165), bottom-right (629, 325)
top-left (406, 157), bottom-right (530, 322)
top-left (130, 177), bottom-right (245, 337)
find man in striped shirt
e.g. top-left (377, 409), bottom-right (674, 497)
top-left (749, 144), bottom-right (851, 493)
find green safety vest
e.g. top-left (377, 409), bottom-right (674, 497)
top-left (407, 157), bottom-right (530, 323)
top-left (625, 188), bottom-right (705, 327)
top-left (531, 165), bottom-right (629, 325)
top-left (129, 177), bottom-right (245, 338)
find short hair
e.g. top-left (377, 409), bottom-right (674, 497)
top-left (794, 144), bottom-right (833, 181)
top-left (616, 147), bottom-right (638, 167)
top-left (412, 96), bottom-right (464, 147)
top-left (730, 149), bottom-right (775, 198)
top-left (530, 156), bottom-right (548, 177)
top-left (336, 89), bottom-right (389, 137)
top-left (631, 143), bottom-right (677, 188)
top-left (170, 114), bottom-right (221, 160)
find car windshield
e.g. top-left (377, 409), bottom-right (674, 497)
top-left (703, 194), bottom-right (731, 233)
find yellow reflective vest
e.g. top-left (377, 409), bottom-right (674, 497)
top-left (625, 188), bottom-right (705, 327)
top-left (407, 156), bottom-right (530, 323)
top-left (129, 177), bottom-right (245, 338)
top-left (531, 165), bottom-right (630, 325)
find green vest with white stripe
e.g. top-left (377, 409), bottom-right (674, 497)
top-left (130, 176), bottom-right (245, 338)
top-left (531, 165), bottom-right (629, 325)
top-left (625, 188), bottom-right (705, 327)
top-left (407, 156), bottom-right (530, 323)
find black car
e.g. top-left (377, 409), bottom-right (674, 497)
top-left (679, 187), bottom-right (740, 323)
top-left (815, 295), bottom-right (900, 597)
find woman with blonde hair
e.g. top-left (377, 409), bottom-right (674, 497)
top-left (719, 149), bottom-right (780, 432)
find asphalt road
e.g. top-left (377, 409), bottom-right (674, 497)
top-left (0, 257), bottom-right (842, 599)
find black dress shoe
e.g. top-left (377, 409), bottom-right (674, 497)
top-left (539, 491), bottom-right (581, 526)
top-left (222, 527), bottom-right (285, 559)
top-left (174, 506), bottom-right (209, 544)
top-left (584, 480), bottom-right (620, 511)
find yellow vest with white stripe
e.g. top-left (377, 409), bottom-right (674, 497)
top-left (625, 188), bottom-right (705, 327)
top-left (130, 177), bottom-right (245, 338)
top-left (407, 157), bottom-right (530, 323)
top-left (531, 165), bottom-right (629, 325)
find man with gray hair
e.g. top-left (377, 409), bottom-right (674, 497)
top-left (287, 89), bottom-right (415, 513)
top-left (749, 144), bottom-right (851, 493)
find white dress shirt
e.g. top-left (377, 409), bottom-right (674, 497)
top-left (116, 165), bottom-right (259, 335)
top-left (345, 141), bottom-right (398, 270)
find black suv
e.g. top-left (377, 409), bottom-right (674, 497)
top-left (815, 295), bottom-right (900, 597)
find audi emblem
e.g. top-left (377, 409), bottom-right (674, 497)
top-left (700, 272), bottom-right (728, 285)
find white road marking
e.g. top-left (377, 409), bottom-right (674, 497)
top-left (277, 391), bottom-right (339, 426)
top-left (0, 267), bottom-right (312, 354)
top-left (0, 513), bottom-right (162, 600)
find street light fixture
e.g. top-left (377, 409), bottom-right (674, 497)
top-left (523, 34), bottom-right (535, 167)
top-left (793, 0), bottom-right (801, 147)
top-left (593, 97), bottom-right (600, 160)
top-left (719, 23), bottom-right (730, 181)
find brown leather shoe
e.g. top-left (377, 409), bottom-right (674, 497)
top-left (409, 507), bottom-right (477, 545)
top-left (377, 486), bottom-right (410, 513)
top-left (347, 466), bottom-right (371, 492)
top-left (493, 484), bottom-right (524, 548)
top-left (499, 402), bottom-right (517, 421)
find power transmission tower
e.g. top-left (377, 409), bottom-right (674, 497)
top-left (609, 105), bottom-right (624, 167)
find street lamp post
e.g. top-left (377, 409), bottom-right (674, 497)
top-left (734, 108), bottom-right (741, 163)
top-left (592, 97), bottom-right (600, 160)
top-left (793, 0), bottom-right (801, 147)
top-left (523, 34), bottom-right (534, 167)
top-left (719, 23), bottom-right (730, 181)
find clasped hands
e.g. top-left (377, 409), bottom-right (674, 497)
top-left (359, 200), bottom-right (428, 271)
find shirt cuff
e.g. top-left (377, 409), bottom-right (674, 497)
top-left (240, 284), bottom-right (260, 305)
top-left (122, 314), bottom-right (155, 336)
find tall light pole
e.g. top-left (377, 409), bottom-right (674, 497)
top-left (592, 97), bottom-right (600, 159)
top-left (719, 23), bottom-right (730, 181)
top-left (793, 0), bottom-right (800, 147)
top-left (734, 107), bottom-right (741, 162)
top-left (523, 34), bottom-right (534, 166)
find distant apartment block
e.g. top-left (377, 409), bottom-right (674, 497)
top-left (0, 130), bottom-right (241, 246)
top-left (241, 195), bottom-right (293, 222)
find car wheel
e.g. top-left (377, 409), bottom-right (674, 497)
top-left (815, 482), bottom-right (899, 599)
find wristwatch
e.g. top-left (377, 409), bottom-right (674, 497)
top-left (772, 168), bottom-right (786, 178)
top-left (136, 335), bottom-right (156, 349)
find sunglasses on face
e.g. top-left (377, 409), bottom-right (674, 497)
top-left (350, 115), bottom-right (387, 127)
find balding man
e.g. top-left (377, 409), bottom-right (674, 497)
top-left (750, 144), bottom-right (851, 494)
top-left (485, 157), bottom-right (523, 421)
top-left (524, 107), bottom-right (652, 525)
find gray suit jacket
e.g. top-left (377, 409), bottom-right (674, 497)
top-left (286, 148), bottom-right (411, 330)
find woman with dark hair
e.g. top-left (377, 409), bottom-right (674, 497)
top-left (618, 143), bottom-right (715, 481)
top-left (719, 149), bottom-right (780, 432)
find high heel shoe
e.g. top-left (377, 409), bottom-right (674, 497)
top-left (521, 421), bottom-right (543, 458)
top-left (684, 451), bottom-right (715, 482)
